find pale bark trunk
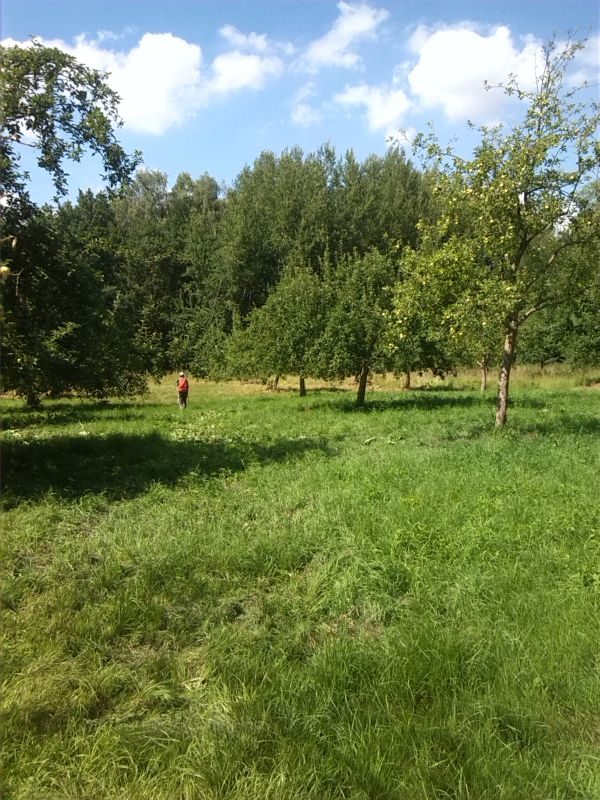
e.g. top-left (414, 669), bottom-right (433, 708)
top-left (495, 320), bottom-right (518, 427)
top-left (480, 365), bottom-right (488, 392)
top-left (403, 371), bottom-right (411, 390)
top-left (356, 363), bottom-right (369, 407)
top-left (479, 357), bottom-right (489, 392)
top-left (299, 376), bottom-right (306, 397)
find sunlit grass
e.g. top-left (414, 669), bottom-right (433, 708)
top-left (1, 377), bottom-right (599, 798)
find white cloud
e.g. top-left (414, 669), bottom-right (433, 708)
top-left (219, 24), bottom-right (294, 56)
top-left (302, 1), bottom-right (389, 72)
top-left (210, 24), bottom-right (290, 94)
top-left (291, 83), bottom-right (321, 126)
top-left (335, 83), bottom-right (411, 135)
top-left (108, 33), bottom-right (204, 134)
top-left (569, 34), bottom-right (600, 86)
top-left (407, 24), bottom-right (542, 122)
top-left (209, 51), bottom-right (283, 93)
top-left (219, 24), bottom-right (270, 53)
top-left (3, 28), bottom-right (288, 135)
top-left (292, 103), bottom-right (321, 126)
top-left (95, 27), bottom-right (138, 43)
top-left (8, 33), bottom-right (206, 135)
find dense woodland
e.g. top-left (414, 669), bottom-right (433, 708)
top-left (1, 39), bottom-right (599, 422)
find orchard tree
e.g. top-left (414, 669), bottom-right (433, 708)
top-left (1, 195), bottom-right (147, 403)
top-left (0, 40), bottom-right (140, 209)
top-left (0, 41), bottom-right (141, 402)
top-left (393, 37), bottom-right (600, 425)
top-left (388, 301), bottom-right (459, 389)
top-left (226, 268), bottom-right (326, 395)
top-left (316, 250), bottom-right (395, 406)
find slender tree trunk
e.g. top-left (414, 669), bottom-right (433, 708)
top-left (495, 319), bottom-right (518, 427)
top-left (356, 362), bottom-right (369, 407)
top-left (299, 376), bottom-right (306, 397)
top-left (273, 374), bottom-right (280, 390)
top-left (403, 371), bottom-right (411, 390)
top-left (479, 356), bottom-right (489, 392)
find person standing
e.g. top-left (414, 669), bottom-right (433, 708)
top-left (177, 372), bottom-right (189, 408)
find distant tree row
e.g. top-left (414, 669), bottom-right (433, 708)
top-left (1, 38), bottom-right (598, 424)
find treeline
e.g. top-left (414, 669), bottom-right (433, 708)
top-left (1, 39), bottom-right (599, 425)
top-left (3, 144), bottom-right (598, 408)
top-left (2, 146), bottom-right (433, 403)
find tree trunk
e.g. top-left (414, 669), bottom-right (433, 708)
top-left (26, 391), bottom-right (41, 408)
top-left (273, 374), bottom-right (280, 390)
top-left (495, 320), bottom-right (518, 427)
top-left (356, 363), bottom-right (369, 407)
top-left (479, 356), bottom-right (489, 392)
top-left (299, 376), bottom-right (306, 397)
top-left (403, 371), bottom-right (411, 390)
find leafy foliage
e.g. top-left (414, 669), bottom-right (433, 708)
top-left (0, 40), bottom-right (140, 206)
top-left (393, 37), bottom-right (600, 424)
top-left (316, 250), bottom-right (396, 404)
top-left (0, 41), bottom-right (143, 403)
top-left (1, 194), bottom-right (147, 402)
top-left (226, 267), bottom-right (326, 388)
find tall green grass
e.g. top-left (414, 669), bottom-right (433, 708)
top-left (2, 380), bottom-right (599, 798)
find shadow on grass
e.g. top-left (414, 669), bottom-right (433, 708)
top-left (309, 389), bottom-right (555, 414)
top-left (276, 386), bottom-right (351, 394)
top-left (2, 432), bottom-right (336, 505)
top-left (518, 415), bottom-right (600, 437)
top-left (315, 391), bottom-right (495, 414)
top-left (1, 401), bottom-right (161, 431)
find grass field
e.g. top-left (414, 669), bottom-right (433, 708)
top-left (2, 372), bottom-right (600, 799)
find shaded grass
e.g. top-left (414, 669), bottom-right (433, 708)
top-left (2, 432), bottom-right (335, 504)
top-left (1, 381), bottom-right (600, 798)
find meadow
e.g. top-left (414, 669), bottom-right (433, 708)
top-left (2, 369), bottom-right (600, 799)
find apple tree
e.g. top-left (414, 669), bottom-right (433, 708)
top-left (392, 37), bottom-right (600, 425)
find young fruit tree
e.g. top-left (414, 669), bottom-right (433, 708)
top-left (316, 250), bottom-right (396, 406)
top-left (393, 37), bottom-right (600, 425)
top-left (225, 267), bottom-right (326, 395)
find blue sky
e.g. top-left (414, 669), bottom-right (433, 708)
top-left (3, 0), bottom-right (599, 202)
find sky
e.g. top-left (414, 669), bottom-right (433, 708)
top-left (2, 0), bottom-right (599, 202)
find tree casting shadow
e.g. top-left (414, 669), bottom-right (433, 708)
top-left (2, 432), bottom-right (336, 505)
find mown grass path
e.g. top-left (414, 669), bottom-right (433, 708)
top-left (2, 383), bottom-right (599, 798)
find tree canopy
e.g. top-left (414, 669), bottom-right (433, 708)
top-left (392, 37), bottom-right (600, 425)
top-left (0, 41), bottom-right (143, 403)
top-left (0, 40), bottom-right (140, 208)
top-left (2, 38), bottom-right (599, 414)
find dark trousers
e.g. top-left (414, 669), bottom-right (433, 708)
top-left (178, 390), bottom-right (188, 408)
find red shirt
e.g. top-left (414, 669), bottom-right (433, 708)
top-left (178, 377), bottom-right (189, 391)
